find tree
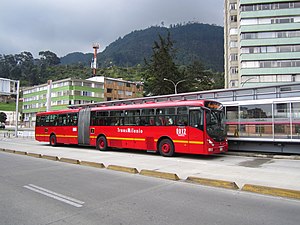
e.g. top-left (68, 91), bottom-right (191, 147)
top-left (39, 51), bottom-right (60, 66)
top-left (183, 61), bottom-right (214, 92)
top-left (143, 32), bottom-right (184, 96)
top-left (15, 52), bottom-right (38, 86)
top-left (0, 112), bottom-right (7, 123)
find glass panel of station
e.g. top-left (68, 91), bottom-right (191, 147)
top-left (225, 101), bottom-right (300, 141)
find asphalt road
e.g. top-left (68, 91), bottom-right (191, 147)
top-left (1, 152), bottom-right (300, 225)
top-left (0, 137), bottom-right (300, 191)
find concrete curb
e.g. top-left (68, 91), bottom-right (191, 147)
top-left (27, 153), bottom-right (42, 158)
top-left (186, 176), bottom-right (239, 190)
top-left (41, 155), bottom-right (59, 161)
top-left (14, 150), bottom-right (27, 155)
top-left (3, 149), bottom-right (15, 153)
top-left (59, 157), bottom-right (80, 164)
top-left (242, 184), bottom-right (300, 200)
top-left (140, 169), bottom-right (180, 181)
top-left (80, 161), bottom-right (105, 168)
top-left (107, 165), bottom-right (139, 174)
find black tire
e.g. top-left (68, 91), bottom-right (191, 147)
top-left (50, 134), bottom-right (57, 147)
top-left (158, 139), bottom-right (174, 157)
top-left (96, 136), bottom-right (108, 151)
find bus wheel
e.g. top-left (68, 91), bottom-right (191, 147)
top-left (158, 139), bottom-right (174, 157)
top-left (50, 134), bottom-right (57, 147)
top-left (96, 136), bottom-right (108, 151)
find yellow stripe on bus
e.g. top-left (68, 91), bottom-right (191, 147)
top-left (56, 135), bottom-right (78, 138)
top-left (38, 134), bottom-right (204, 145)
top-left (154, 139), bottom-right (203, 145)
top-left (36, 134), bottom-right (77, 138)
top-left (189, 141), bottom-right (204, 145)
top-left (173, 140), bottom-right (188, 144)
top-left (90, 136), bottom-right (145, 141)
top-left (107, 137), bottom-right (146, 141)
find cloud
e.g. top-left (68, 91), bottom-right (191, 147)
top-left (0, 0), bottom-right (224, 57)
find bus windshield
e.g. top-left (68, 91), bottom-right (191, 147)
top-left (206, 109), bottom-right (226, 142)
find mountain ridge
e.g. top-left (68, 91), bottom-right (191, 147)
top-left (61, 23), bottom-right (224, 72)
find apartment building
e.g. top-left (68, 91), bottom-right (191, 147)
top-left (22, 76), bottom-right (143, 127)
top-left (87, 76), bottom-right (143, 101)
top-left (225, 0), bottom-right (300, 88)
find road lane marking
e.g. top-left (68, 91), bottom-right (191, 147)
top-left (23, 184), bottom-right (84, 208)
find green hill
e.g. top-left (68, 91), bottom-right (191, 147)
top-left (61, 23), bottom-right (224, 72)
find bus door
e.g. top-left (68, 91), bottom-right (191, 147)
top-left (78, 108), bottom-right (91, 145)
top-left (188, 109), bottom-right (204, 153)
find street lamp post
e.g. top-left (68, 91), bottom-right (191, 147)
top-left (163, 78), bottom-right (186, 94)
top-left (241, 77), bottom-right (255, 87)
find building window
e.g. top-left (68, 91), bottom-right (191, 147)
top-left (73, 81), bottom-right (82, 86)
top-left (230, 67), bottom-right (238, 74)
top-left (230, 15), bottom-right (237, 22)
top-left (230, 80), bottom-right (238, 87)
top-left (241, 45), bottom-right (300, 54)
top-left (230, 3), bottom-right (237, 10)
top-left (230, 53), bottom-right (238, 61)
top-left (241, 2), bottom-right (300, 12)
top-left (82, 91), bottom-right (92, 96)
top-left (271, 17), bottom-right (295, 24)
top-left (230, 41), bottom-right (238, 48)
top-left (230, 28), bottom-right (238, 35)
top-left (241, 31), bottom-right (300, 40)
top-left (125, 91), bottom-right (132, 96)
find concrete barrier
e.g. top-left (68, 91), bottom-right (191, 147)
top-left (14, 150), bottom-right (27, 155)
top-left (242, 184), bottom-right (300, 200)
top-left (107, 165), bottom-right (139, 174)
top-left (42, 155), bottom-right (59, 161)
top-left (27, 153), bottom-right (42, 158)
top-left (186, 176), bottom-right (239, 190)
top-left (3, 149), bottom-right (15, 153)
top-left (80, 161), bottom-right (105, 168)
top-left (140, 169), bottom-right (180, 181)
top-left (59, 158), bottom-right (80, 164)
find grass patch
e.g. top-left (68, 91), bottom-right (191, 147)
top-left (0, 102), bottom-right (22, 111)
top-left (0, 102), bottom-right (16, 111)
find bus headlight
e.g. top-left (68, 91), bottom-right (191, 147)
top-left (207, 139), bottom-right (214, 146)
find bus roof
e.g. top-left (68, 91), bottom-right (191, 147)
top-left (36, 108), bottom-right (80, 116)
top-left (36, 100), bottom-right (223, 115)
top-left (90, 100), bottom-right (217, 111)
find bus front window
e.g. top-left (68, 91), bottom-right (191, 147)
top-left (206, 110), bottom-right (226, 141)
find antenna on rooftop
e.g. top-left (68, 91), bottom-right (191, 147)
top-left (91, 43), bottom-right (100, 76)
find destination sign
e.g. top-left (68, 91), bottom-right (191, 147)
top-left (204, 101), bottom-right (223, 110)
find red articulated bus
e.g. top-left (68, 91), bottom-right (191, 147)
top-left (35, 100), bottom-right (228, 156)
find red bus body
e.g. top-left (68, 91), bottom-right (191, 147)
top-left (35, 100), bottom-right (228, 156)
top-left (35, 109), bottom-right (80, 145)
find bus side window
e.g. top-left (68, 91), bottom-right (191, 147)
top-left (189, 110), bottom-right (203, 130)
top-left (73, 114), bottom-right (78, 126)
top-left (141, 108), bottom-right (155, 126)
top-left (58, 114), bottom-right (67, 126)
top-left (177, 107), bottom-right (188, 126)
top-left (156, 116), bottom-right (165, 126)
top-left (176, 115), bottom-right (188, 126)
top-left (149, 117), bottom-right (155, 125)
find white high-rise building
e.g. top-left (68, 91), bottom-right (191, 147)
top-left (225, 0), bottom-right (300, 88)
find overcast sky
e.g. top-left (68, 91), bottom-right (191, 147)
top-left (0, 0), bottom-right (224, 58)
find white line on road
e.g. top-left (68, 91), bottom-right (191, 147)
top-left (23, 184), bottom-right (84, 208)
